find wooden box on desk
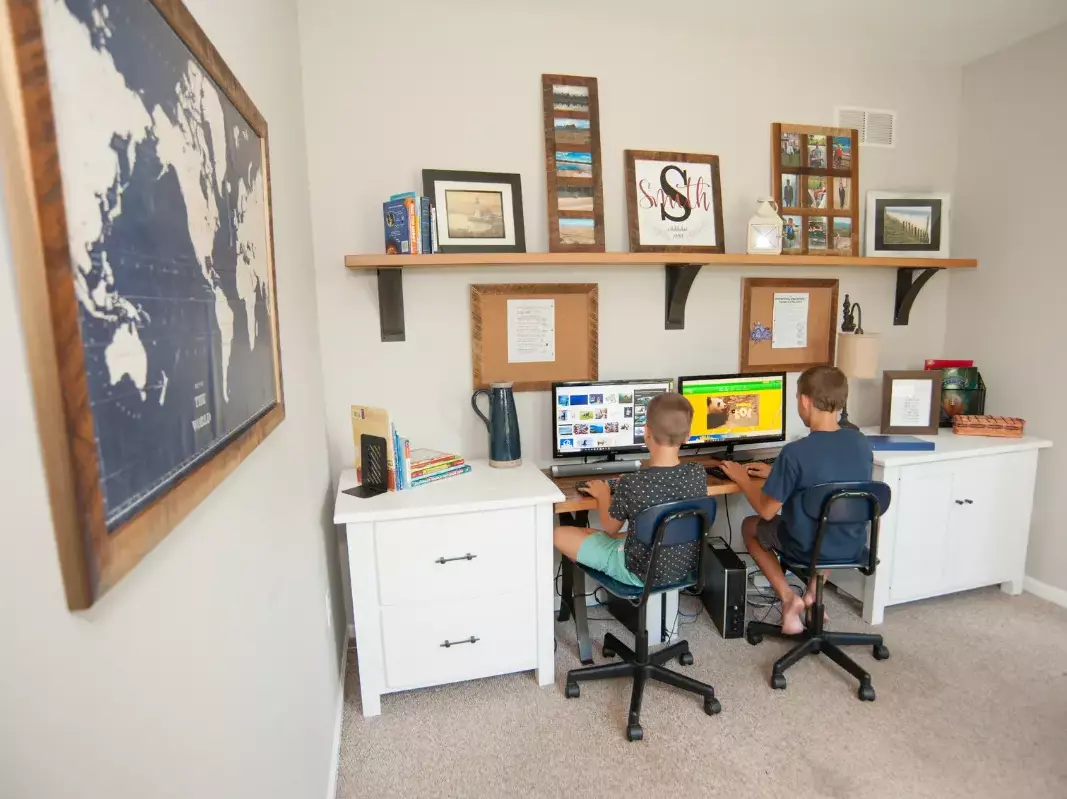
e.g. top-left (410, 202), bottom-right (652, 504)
top-left (334, 461), bottom-right (563, 717)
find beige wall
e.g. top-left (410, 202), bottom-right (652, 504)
top-left (947, 22), bottom-right (1067, 593)
top-left (298, 0), bottom-right (963, 477)
top-left (0, 1), bottom-right (346, 797)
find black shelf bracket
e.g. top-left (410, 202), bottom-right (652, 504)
top-left (894, 267), bottom-right (941, 326)
top-left (377, 268), bottom-right (405, 342)
top-left (664, 264), bottom-right (702, 330)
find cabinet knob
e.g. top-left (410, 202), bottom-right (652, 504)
top-left (964, 499), bottom-right (974, 505)
top-left (955, 499), bottom-right (965, 505)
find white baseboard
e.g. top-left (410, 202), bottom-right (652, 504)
top-left (1024, 576), bottom-right (1067, 609)
top-left (325, 638), bottom-right (349, 799)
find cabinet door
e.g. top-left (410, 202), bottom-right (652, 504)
top-left (889, 463), bottom-right (955, 602)
top-left (945, 452), bottom-right (1034, 590)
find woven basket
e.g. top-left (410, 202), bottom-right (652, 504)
top-left (952, 415), bottom-right (1025, 438)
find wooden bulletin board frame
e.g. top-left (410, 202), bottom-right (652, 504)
top-left (772, 123), bottom-right (860, 256)
top-left (471, 284), bottom-right (598, 392)
top-left (739, 278), bottom-right (839, 374)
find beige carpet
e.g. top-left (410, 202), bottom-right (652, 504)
top-left (336, 586), bottom-right (1067, 799)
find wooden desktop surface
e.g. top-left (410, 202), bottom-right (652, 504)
top-left (545, 454), bottom-right (768, 513)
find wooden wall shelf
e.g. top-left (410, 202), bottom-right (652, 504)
top-left (343, 252), bottom-right (977, 341)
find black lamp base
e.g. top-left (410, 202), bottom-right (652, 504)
top-left (839, 403), bottom-right (860, 431)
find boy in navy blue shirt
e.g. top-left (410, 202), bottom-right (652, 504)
top-left (721, 366), bottom-right (872, 634)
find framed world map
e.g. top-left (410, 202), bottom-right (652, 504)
top-left (5, 0), bottom-right (284, 608)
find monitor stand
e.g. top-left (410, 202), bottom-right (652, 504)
top-left (706, 443), bottom-right (736, 462)
top-left (550, 452), bottom-right (643, 478)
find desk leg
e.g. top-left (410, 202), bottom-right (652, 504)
top-left (555, 510), bottom-right (589, 623)
top-left (535, 504), bottom-right (557, 687)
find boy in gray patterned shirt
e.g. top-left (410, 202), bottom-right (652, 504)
top-left (554, 393), bottom-right (708, 586)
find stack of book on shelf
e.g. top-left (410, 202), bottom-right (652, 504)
top-left (351, 405), bottom-right (468, 492)
top-left (383, 191), bottom-right (439, 255)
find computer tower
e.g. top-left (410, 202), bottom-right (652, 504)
top-left (701, 536), bottom-right (747, 639)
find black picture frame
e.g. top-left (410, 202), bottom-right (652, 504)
top-left (872, 198), bottom-right (943, 252)
top-left (422, 169), bottom-right (526, 254)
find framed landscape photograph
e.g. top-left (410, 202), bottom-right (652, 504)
top-left (4, 0), bottom-right (284, 608)
top-left (541, 74), bottom-right (605, 252)
top-left (624, 150), bottom-right (725, 253)
top-left (771, 123), bottom-right (860, 256)
top-left (866, 192), bottom-right (951, 258)
top-left (422, 170), bottom-right (526, 253)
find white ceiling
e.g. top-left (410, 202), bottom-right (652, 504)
top-left (488, 0), bottom-right (1067, 65)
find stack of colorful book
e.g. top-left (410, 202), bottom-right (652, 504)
top-left (383, 192), bottom-right (439, 255)
top-left (350, 405), bottom-right (468, 491)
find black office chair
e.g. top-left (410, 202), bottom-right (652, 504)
top-left (562, 497), bottom-right (721, 741)
top-left (746, 481), bottom-right (892, 701)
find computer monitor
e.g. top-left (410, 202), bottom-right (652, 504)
top-left (552, 378), bottom-right (674, 458)
top-left (677, 372), bottom-right (787, 451)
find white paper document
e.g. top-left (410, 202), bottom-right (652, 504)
top-left (890, 379), bottom-right (932, 427)
top-left (507, 299), bottom-right (555, 363)
top-left (772, 292), bottom-right (809, 349)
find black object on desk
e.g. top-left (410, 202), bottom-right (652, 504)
top-left (575, 478), bottom-right (621, 492)
top-left (562, 496), bottom-right (722, 742)
top-left (745, 481), bottom-right (892, 701)
top-left (343, 434), bottom-right (389, 499)
top-left (706, 456), bottom-right (776, 481)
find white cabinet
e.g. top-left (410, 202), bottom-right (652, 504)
top-left (831, 431), bottom-right (1051, 625)
top-left (334, 462), bottom-right (563, 717)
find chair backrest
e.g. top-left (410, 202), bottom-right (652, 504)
top-left (631, 496), bottom-right (718, 605)
top-left (800, 481), bottom-right (892, 574)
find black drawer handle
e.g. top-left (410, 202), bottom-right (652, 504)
top-left (964, 499), bottom-right (974, 505)
top-left (955, 500), bottom-right (965, 505)
top-left (440, 636), bottom-right (479, 648)
top-left (435, 553), bottom-right (476, 564)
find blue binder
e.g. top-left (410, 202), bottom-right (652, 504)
top-left (866, 435), bottom-right (936, 451)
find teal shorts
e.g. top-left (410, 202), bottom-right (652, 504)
top-left (577, 532), bottom-right (644, 587)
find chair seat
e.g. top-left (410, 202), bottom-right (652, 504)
top-left (575, 562), bottom-right (692, 599)
top-left (780, 548), bottom-right (869, 574)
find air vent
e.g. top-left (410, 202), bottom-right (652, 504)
top-left (836, 107), bottom-right (896, 148)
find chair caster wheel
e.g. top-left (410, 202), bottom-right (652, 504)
top-left (858, 683), bottom-right (876, 702)
top-left (771, 673), bottom-right (787, 690)
top-left (564, 682), bottom-right (580, 699)
top-left (679, 651), bottom-right (694, 666)
top-left (626, 724), bottom-right (643, 742)
top-left (873, 644), bottom-right (890, 660)
top-left (602, 646), bottom-right (615, 659)
top-left (704, 696), bottom-right (722, 715)
top-left (747, 632), bottom-right (763, 646)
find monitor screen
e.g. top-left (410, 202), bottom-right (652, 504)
top-left (552, 378), bottom-right (674, 458)
top-left (678, 372), bottom-right (787, 448)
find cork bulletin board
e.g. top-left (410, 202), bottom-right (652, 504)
top-left (739, 278), bottom-right (839, 373)
top-left (471, 284), bottom-right (598, 392)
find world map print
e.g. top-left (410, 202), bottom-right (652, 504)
top-left (41, 0), bottom-right (279, 530)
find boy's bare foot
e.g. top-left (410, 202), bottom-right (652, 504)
top-left (780, 594), bottom-right (806, 634)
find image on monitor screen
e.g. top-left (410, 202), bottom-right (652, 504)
top-left (678, 373), bottom-right (786, 448)
top-left (552, 378), bottom-right (674, 457)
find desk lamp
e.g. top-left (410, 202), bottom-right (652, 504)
top-left (836, 295), bottom-right (880, 431)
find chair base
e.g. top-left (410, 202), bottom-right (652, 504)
top-left (746, 617), bottom-right (887, 701)
top-left (564, 631), bottom-right (721, 741)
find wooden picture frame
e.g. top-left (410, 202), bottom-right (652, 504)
top-left (624, 150), bottom-right (725, 253)
top-left (3, 0), bottom-right (284, 608)
top-left (881, 370), bottom-right (942, 435)
top-left (739, 278), bottom-right (839, 374)
top-left (541, 75), bottom-right (605, 252)
top-left (471, 284), bottom-right (598, 392)
top-left (772, 123), bottom-right (860, 256)
top-left (422, 169), bottom-right (526, 254)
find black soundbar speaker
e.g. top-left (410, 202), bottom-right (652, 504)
top-left (701, 536), bottom-right (747, 639)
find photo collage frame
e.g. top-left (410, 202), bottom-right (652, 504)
top-left (772, 123), bottom-right (860, 256)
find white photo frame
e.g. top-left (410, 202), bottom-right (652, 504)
top-left (865, 191), bottom-right (951, 258)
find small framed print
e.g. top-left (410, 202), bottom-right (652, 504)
top-left (807, 217), bottom-right (828, 250)
top-left (770, 123), bottom-right (860, 256)
top-left (624, 150), bottom-right (725, 253)
top-left (865, 192), bottom-right (951, 258)
top-left (781, 174), bottom-right (800, 209)
top-left (423, 170), bottom-right (526, 253)
top-left (881, 370), bottom-right (941, 435)
top-left (782, 215), bottom-right (803, 252)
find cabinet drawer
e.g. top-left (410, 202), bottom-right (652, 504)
top-left (381, 594), bottom-right (536, 690)
top-left (374, 507), bottom-right (535, 606)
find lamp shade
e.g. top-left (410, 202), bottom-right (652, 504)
top-left (837, 333), bottom-right (880, 379)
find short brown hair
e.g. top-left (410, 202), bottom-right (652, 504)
top-left (797, 365), bottom-right (848, 412)
top-left (646, 392), bottom-right (694, 446)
